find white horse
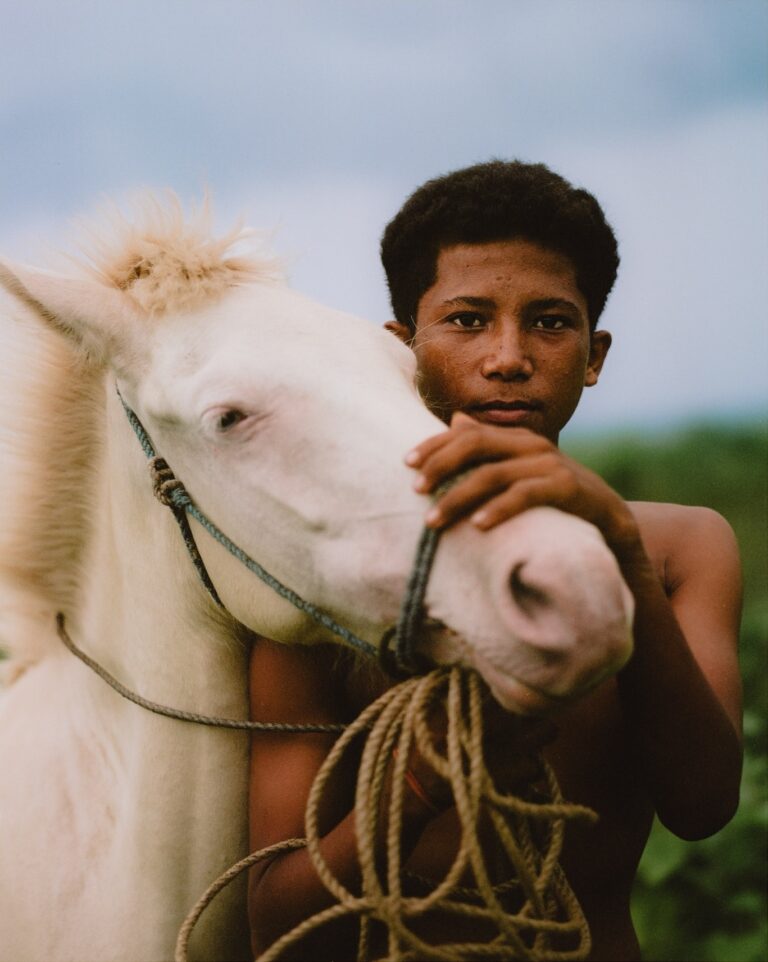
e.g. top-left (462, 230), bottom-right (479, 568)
top-left (0, 197), bottom-right (633, 962)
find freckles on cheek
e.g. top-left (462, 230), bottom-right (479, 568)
top-left (417, 351), bottom-right (454, 400)
top-left (418, 358), bottom-right (476, 425)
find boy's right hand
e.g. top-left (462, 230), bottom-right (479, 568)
top-left (406, 412), bottom-right (641, 560)
top-left (402, 694), bottom-right (558, 814)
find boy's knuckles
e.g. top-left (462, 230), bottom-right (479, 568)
top-left (553, 466), bottom-right (578, 498)
top-left (513, 429), bottom-right (549, 452)
top-left (437, 490), bottom-right (481, 517)
top-left (470, 461), bottom-right (512, 486)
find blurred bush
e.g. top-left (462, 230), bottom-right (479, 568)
top-left (565, 421), bottom-right (767, 962)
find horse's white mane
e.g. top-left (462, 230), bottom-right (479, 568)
top-left (77, 191), bottom-right (283, 316)
top-left (0, 311), bottom-right (101, 679)
top-left (0, 194), bottom-right (282, 679)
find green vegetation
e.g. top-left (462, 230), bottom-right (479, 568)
top-left (565, 420), bottom-right (768, 962)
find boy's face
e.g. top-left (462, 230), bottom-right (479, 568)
top-left (386, 239), bottom-right (611, 444)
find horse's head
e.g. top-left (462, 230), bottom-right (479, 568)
top-left (0, 197), bottom-right (633, 713)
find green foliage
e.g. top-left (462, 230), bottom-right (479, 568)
top-left (565, 421), bottom-right (767, 600)
top-left (565, 420), bottom-right (768, 962)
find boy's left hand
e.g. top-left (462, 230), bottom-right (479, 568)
top-left (406, 412), bottom-right (640, 557)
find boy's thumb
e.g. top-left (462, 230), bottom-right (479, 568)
top-left (450, 410), bottom-right (476, 430)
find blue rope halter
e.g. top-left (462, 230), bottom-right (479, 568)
top-left (117, 388), bottom-right (444, 676)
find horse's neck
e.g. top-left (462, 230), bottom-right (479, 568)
top-left (0, 369), bottom-right (251, 955)
top-left (62, 384), bottom-right (251, 954)
top-left (74, 383), bottom-right (249, 720)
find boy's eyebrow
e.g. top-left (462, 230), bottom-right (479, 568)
top-left (438, 295), bottom-right (584, 316)
top-left (525, 297), bottom-right (582, 315)
top-left (439, 296), bottom-right (496, 309)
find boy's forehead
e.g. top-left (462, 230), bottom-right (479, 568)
top-left (436, 238), bottom-right (576, 276)
top-left (424, 240), bottom-right (585, 309)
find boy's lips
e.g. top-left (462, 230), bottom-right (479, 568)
top-left (466, 400), bottom-right (543, 426)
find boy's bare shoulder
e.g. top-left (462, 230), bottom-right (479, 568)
top-left (628, 499), bottom-right (731, 531)
top-left (627, 500), bottom-right (740, 593)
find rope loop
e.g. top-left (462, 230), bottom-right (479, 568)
top-left (177, 667), bottom-right (597, 962)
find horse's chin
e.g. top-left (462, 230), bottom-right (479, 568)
top-left (418, 624), bottom-right (561, 716)
top-left (462, 645), bottom-right (570, 716)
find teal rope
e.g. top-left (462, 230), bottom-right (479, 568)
top-left (185, 498), bottom-right (379, 657)
top-left (56, 614), bottom-right (346, 734)
top-left (118, 391), bottom-right (378, 659)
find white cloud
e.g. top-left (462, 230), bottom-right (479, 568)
top-left (555, 104), bottom-right (768, 431)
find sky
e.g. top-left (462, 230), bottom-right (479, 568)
top-left (1, 0), bottom-right (766, 435)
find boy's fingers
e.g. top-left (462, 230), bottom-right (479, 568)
top-left (468, 478), bottom-right (563, 530)
top-left (424, 464), bottom-right (511, 526)
top-left (407, 419), bottom-right (537, 470)
top-left (412, 429), bottom-right (527, 492)
top-left (424, 455), bottom-right (557, 526)
top-left (449, 410), bottom-right (478, 430)
top-left (404, 429), bottom-right (454, 468)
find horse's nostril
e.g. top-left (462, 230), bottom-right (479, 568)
top-left (509, 562), bottom-right (551, 616)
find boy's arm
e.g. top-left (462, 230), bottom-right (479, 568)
top-left (408, 416), bottom-right (743, 840)
top-left (247, 640), bottom-right (357, 958)
top-left (247, 640), bottom-right (442, 959)
top-left (612, 505), bottom-right (742, 838)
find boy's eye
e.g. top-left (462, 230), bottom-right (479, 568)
top-left (448, 313), bottom-right (486, 329)
top-left (532, 315), bottom-right (568, 330)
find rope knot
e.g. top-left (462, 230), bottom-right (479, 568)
top-left (150, 456), bottom-right (190, 508)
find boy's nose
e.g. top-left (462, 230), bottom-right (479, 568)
top-left (481, 326), bottom-right (533, 381)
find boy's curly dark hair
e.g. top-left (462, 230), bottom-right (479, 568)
top-left (381, 160), bottom-right (619, 330)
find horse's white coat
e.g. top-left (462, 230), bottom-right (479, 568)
top-left (0, 202), bottom-right (633, 962)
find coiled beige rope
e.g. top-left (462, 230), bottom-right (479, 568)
top-left (176, 666), bottom-right (596, 962)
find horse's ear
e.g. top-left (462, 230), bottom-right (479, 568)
top-left (0, 259), bottom-right (141, 366)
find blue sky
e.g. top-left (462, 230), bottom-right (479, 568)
top-left (1, 0), bottom-right (766, 433)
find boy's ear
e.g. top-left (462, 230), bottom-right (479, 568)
top-left (384, 320), bottom-right (415, 345)
top-left (585, 329), bottom-right (612, 387)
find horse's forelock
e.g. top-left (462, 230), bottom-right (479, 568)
top-left (77, 192), bottom-right (283, 316)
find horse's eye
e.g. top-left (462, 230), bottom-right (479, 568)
top-left (217, 409), bottom-right (246, 431)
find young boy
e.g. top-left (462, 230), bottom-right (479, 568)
top-left (246, 161), bottom-right (743, 961)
